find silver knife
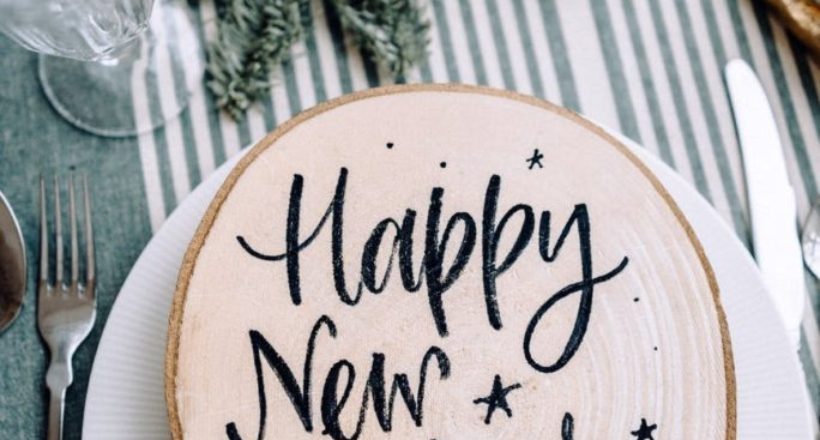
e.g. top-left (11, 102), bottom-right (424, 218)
top-left (725, 59), bottom-right (805, 351)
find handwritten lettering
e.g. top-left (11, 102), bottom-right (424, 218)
top-left (226, 315), bottom-right (450, 440)
top-left (231, 166), bottom-right (631, 437)
top-left (238, 169), bottom-right (627, 347)
top-left (524, 204), bottom-right (629, 373)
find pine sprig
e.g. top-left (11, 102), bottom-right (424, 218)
top-left (206, 0), bottom-right (307, 119)
top-left (201, 0), bottom-right (430, 118)
top-left (328, 0), bottom-right (430, 80)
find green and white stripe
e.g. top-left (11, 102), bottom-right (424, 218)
top-left (132, 0), bottom-right (820, 417)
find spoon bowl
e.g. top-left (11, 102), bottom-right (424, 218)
top-left (0, 190), bottom-right (26, 333)
top-left (801, 197), bottom-right (820, 280)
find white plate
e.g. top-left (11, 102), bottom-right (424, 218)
top-left (82, 138), bottom-right (813, 439)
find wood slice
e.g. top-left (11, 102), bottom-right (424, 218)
top-left (165, 85), bottom-right (735, 439)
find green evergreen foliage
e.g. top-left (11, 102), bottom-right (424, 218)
top-left (328, 0), bottom-right (429, 80)
top-left (205, 0), bottom-right (307, 119)
top-left (201, 0), bottom-right (429, 119)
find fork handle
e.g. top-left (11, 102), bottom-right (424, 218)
top-left (45, 358), bottom-right (72, 440)
top-left (47, 386), bottom-right (66, 440)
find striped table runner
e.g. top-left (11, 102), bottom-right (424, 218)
top-left (136, 0), bottom-right (820, 421)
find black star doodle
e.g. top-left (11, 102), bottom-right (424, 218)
top-left (526, 148), bottom-right (544, 169)
top-left (472, 375), bottom-right (521, 424)
top-left (630, 418), bottom-right (658, 440)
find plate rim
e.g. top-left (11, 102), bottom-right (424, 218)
top-left (82, 87), bottom-right (812, 439)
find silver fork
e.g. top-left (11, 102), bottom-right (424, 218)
top-left (37, 175), bottom-right (96, 440)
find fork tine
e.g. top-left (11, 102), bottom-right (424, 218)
top-left (69, 174), bottom-right (79, 287)
top-left (83, 175), bottom-right (95, 294)
top-left (54, 176), bottom-right (63, 288)
top-left (39, 176), bottom-right (49, 283)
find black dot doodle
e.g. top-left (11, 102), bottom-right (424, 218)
top-left (440, 161), bottom-right (447, 168)
top-left (633, 297), bottom-right (640, 302)
top-left (386, 142), bottom-right (394, 149)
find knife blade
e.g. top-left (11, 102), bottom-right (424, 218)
top-left (724, 59), bottom-right (805, 350)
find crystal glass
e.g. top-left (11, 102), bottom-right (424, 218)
top-left (0, 0), bottom-right (202, 137)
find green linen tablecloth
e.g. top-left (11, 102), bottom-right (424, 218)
top-left (1, 0), bottom-right (818, 438)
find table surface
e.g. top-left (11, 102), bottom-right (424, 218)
top-left (0, 0), bottom-right (818, 438)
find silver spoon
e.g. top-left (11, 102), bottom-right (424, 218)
top-left (0, 190), bottom-right (26, 333)
top-left (801, 197), bottom-right (820, 280)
